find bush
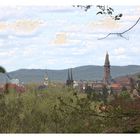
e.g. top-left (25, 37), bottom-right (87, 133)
top-left (0, 83), bottom-right (140, 133)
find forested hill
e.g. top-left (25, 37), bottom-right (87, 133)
top-left (0, 65), bottom-right (140, 83)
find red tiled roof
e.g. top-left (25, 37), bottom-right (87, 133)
top-left (111, 83), bottom-right (122, 90)
top-left (115, 77), bottom-right (131, 84)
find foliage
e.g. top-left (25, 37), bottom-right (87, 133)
top-left (138, 75), bottom-right (140, 79)
top-left (0, 83), bottom-right (140, 133)
top-left (0, 66), bottom-right (6, 73)
top-left (96, 5), bottom-right (123, 20)
top-left (0, 66), bottom-right (10, 94)
top-left (73, 5), bottom-right (123, 20)
top-left (119, 91), bottom-right (131, 100)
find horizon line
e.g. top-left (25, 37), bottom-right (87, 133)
top-left (7, 64), bottom-right (140, 72)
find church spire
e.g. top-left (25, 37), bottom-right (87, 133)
top-left (67, 69), bottom-right (70, 81)
top-left (70, 68), bottom-right (73, 82)
top-left (104, 51), bottom-right (110, 66)
top-left (44, 71), bottom-right (49, 86)
top-left (66, 68), bottom-right (74, 86)
top-left (66, 69), bottom-right (71, 86)
top-left (104, 52), bottom-right (111, 84)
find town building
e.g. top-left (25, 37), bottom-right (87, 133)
top-left (66, 52), bottom-right (136, 94)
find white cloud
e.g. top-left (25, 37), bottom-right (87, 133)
top-left (0, 6), bottom-right (139, 71)
top-left (130, 47), bottom-right (140, 55)
top-left (0, 19), bottom-right (46, 37)
top-left (114, 47), bottom-right (125, 55)
top-left (0, 39), bottom-right (4, 47)
top-left (22, 47), bottom-right (38, 57)
top-left (50, 32), bottom-right (82, 47)
top-left (46, 58), bottom-right (58, 65)
top-left (71, 41), bottom-right (96, 55)
top-left (89, 17), bottom-right (122, 31)
top-left (0, 48), bottom-right (19, 57)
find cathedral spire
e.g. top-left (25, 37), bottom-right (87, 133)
top-left (66, 69), bottom-right (71, 86)
top-left (44, 71), bottom-right (49, 86)
top-left (70, 68), bottom-right (73, 82)
top-left (66, 68), bottom-right (74, 86)
top-left (104, 51), bottom-right (110, 66)
top-left (104, 52), bottom-right (111, 84)
top-left (67, 69), bottom-right (70, 81)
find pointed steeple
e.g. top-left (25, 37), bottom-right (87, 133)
top-left (104, 51), bottom-right (110, 66)
top-left (70, 68), bottom-right (73, 82)
top-left (44, 71), bottom-right (49, 86)
top-left (66, 68), bottom-right (74, 86)
top-left (67, 69), bottom-right (70, 81)
top-left (103, 52), bottom-right (111, 84)
top-left (66, 69), bottom-right (71, 86)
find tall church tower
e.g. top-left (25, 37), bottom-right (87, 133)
top-left (66, 69), bottom-right (70, 86)
top-left (44, 71), bottom-right (49, 86)
top-left (70, 68), bottom-right (73, 83)
top-left (103, 52), bottom-right (111, 84)
top-left (66, 68), bottom-right (73, 86)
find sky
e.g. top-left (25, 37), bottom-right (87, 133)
top-left (0, 6), bottom-right (140, 72)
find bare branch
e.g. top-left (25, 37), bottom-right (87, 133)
top-left (121, 17), bottom-right (140, 34)
top-left (98, 17), bottom-right (140, 40)
top-left (98, 33), bottom-right (113, 40)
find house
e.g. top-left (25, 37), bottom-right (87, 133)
top-left (66, 52), bottom-right (135, 94)
top-left (0, 78), bottom-right (25, 93)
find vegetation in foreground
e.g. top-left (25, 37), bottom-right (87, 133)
top-left (0, 83), bottom-right (140, 133)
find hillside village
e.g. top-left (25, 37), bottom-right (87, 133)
top-left (66, 52), bottom-right (140, 98)
top-left (0, 52), bottom-right (140, 99)
top-left (0, 5), bottom-right (140, 133)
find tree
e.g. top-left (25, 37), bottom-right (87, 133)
top-left (0, 66), bottom-right (6, 74)
top-left (85, 86), bottom-right (93, 94)
top-left (102, 85), bottom-right (109, 103)
top-left (0, 66), bottom-right (11, 93)
top-left (73, 5), bottom-right (123, 21)
top-left (121, 86), bottom-right (127, 92)
top-left (98, 17), bottom-right (140, 40)
top-left (73, 5), bottom-right (140, 40)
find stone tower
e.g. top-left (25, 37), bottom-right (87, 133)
top-left (44, 72), bottom-right (49, 86)
top-left (66, 69), bottom-right (71, 86)
top-left (103, 52), bottom-right (111, 84)
top-left (70, 68), bottom-right (73, 84)
top-left (66, 68), bottom-right (73, 86)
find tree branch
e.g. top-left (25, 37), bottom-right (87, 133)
top-left (98, 17), bottom-right (140, 40)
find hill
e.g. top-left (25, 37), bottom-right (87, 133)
top-left (0, 65), bottom-right (140, 84)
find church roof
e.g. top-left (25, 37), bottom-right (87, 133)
top-left (114, 76), bottom-right (131, 85)
top-left (111, 83), bottom-right (122, 89)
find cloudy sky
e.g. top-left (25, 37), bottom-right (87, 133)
top-left (0, 6), bottom-right (140, 72)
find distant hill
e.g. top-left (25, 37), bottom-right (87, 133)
top-left (125, 71), bottom-right (140, 80)
top-left (0, 65), bottom-right (140, 84)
